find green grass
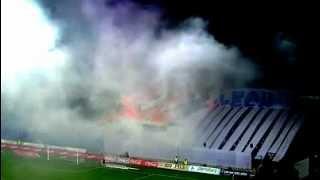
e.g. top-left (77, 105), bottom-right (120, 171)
top-left (1, 150), bottom-right (231, 180)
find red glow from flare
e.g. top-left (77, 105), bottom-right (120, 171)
top-left (119, 94), bottom-right (170, 125)
top-left (120, 96), bottom-right (142, 121)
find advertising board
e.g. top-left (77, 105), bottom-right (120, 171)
top-left (115, 157), bottom-right (130, 164)
top-left (222, 170), bottom-right (248, 176)
top-left (104, 155), bottom-right (116, 162)
top-left (158, 162), bottom-right (188, 171)
top-left (86, 153), bottom-right (100, 160)
top-left (129, 158), bottom-right (144, 166)
top-left (22, 142), bottom-right (45, 148)
top-left (188, 165), bottom-right (221, 175)
top-left (142, 160), bottom-right (159, 168)
top-left (129, 158), bottom-right (159, 168)
top-left (158, 162), bottom-right (175, 169)
top-left (1, 139), bottom-right (18, 144)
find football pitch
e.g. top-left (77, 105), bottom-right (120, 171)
top-left (1, 151), bottom-right (232, 180)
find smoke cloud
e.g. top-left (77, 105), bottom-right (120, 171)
top-left (275, 32), bottom-right (297, 64)
top-left (1, 0), bottom-right (256, 155)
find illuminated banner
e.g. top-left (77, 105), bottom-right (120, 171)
top-left (215, 89), bottom-right (290, 108)
top-left (188, 165), bottom-right (221, 175)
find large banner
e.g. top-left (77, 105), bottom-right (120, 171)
top-left (213, 89), bottom-right (290, 108)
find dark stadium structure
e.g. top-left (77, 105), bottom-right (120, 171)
top-left (196, 89), bottom-right (303, 163)
top-left (108, 88), bottom-right (306, 172)
top-left (178, 88), bottom-right (306, 171)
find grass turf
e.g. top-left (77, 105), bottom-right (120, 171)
top-left (1, 150), bottom-right (232, 180)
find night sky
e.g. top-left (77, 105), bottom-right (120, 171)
top-left (123, 0), bottom-right (320, 160)
top-left (134, 1), bottom-right (318, 95)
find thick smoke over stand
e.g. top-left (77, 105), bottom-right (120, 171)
top-left (1, 0), bottom-right (256, 155)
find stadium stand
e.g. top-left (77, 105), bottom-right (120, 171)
top-left (243, 109), bottom-right (282, 153)
top-left (273, 118), bottom-right (303, 161)
top-left (210, 107), bottom-right (249, 149)
top-left (222, 108), bottom-right (259, 151)
top-left (268, 114), bottom-right (300, 155)
top-left (255, 111), bottom-right (289, 159)
top-left (208, 107), bottom-right (242, 148)
top-left (195, 89), bottom-right (304, 166)
top-left (234, 108), bottom-right (269, 152)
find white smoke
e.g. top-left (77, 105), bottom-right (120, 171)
top-left (1, 0), bottom-right (256, 154)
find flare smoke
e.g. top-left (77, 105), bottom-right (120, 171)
top-left (1, 0), bottom-right (256, 153)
